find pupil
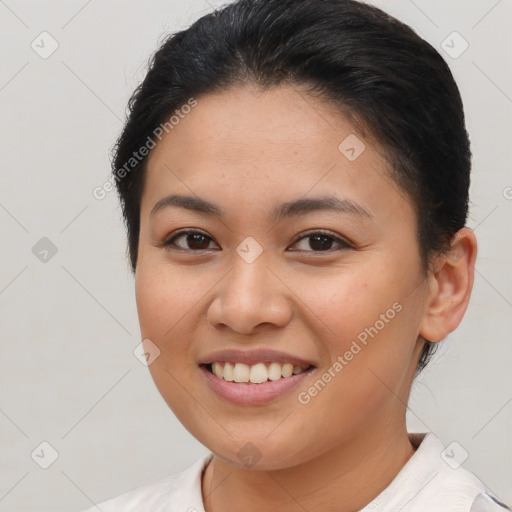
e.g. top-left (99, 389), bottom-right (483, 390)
top-left (189, 233), bottom-right (209, 249)
top-left (310, 235), bottom-right (332, 251)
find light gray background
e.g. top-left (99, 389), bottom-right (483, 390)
top-left (0, 1), bottom-right (510, 510)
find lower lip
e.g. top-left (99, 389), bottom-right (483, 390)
top-left (199, 365), bottom-right (315, 405)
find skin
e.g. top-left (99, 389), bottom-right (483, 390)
top-left (135, 84), bottom-right (477, 512)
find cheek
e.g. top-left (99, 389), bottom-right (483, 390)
top-left (297, 314), bottom-right (416, 449)
top-left (298, 262), bottom-right (420, 387)
top-left (295, 266), bottom-right (399, 347)
top-left (135, 264), bottom-right (202, 423)
top-left (135, 263), bottom-right (199, 342)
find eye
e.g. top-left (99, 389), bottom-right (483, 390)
top-left (289, 230), bottom-right (353, 252)
top-left (160, 229), bottom-right (353, 253)
top-left (162, 229), bottom-right (218, 251)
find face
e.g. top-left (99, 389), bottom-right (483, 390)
top-left (135, 84), bottom-right (431, 470)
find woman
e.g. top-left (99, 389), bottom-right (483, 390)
top-left (82, 0), bottom-right (510, 510)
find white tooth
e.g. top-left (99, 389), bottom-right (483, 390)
top-left (223, 362), bottom-right (234, 381)
top-left (293, 365), bottom-right (306, 375)
top-left (233, 363), bottom-right (250, 382)
top-left (268, 362), bottom-right (282, 380)
top-left (212, 362), bottom-right (223, 378)
top-left (281, 363), bottom-right (293, 378)
top-left (249, 363), bottom-right (268, 384)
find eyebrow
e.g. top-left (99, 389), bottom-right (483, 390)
top-left (150, 194), bottom-right (372, 221)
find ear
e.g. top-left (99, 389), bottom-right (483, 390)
top-left (419, 228), bottom-right (478, 342)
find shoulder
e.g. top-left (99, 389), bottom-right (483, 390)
top-left (364, 432), bottom-right (510, 512)
top-left (405, 433), bottom-right (510, 512)
top-left (469, 492), bottom-right (512, 512)
top-left (79, 473), bottom-right (177, 512)
top-left (78, 453), bottom-right (212, 512)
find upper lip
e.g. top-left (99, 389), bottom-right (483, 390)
top-left (198, 348), bottom-right (315, 367)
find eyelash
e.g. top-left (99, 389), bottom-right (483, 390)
top-left (161, 228), bottom-right (353, 253)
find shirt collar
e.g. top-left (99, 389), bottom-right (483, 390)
top-left (167, 432), bottom-right (443, 512)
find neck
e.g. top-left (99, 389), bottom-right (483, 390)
top-left (201, 415), bottom-right (417, 512)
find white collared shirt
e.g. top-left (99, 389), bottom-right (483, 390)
top-left (80, 432), bottom-right (510, 512)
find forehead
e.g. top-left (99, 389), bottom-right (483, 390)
top-left (142, 84), bottom-right (412, 224)
top-left (148, 84), bottom-right (368, 169)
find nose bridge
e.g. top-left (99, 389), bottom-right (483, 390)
top-left (207, 239), bottom-right (292, 333)
top-left (230, 242), bottom-right (270, 302)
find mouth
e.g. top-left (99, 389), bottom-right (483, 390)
top-left (199, 361), bottom-right (316, 405)
top-left (197, 348), bottom-right (317, 404)
top-left (202, 361), bottom-right (314, 384)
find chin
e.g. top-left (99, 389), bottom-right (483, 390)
top-left (200, 432), bottom-right (314, 471)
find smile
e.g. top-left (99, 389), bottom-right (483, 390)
top-left (208, 361), bottom-right (312, 384)
top-left (200, 361), bottom-right (316, 405)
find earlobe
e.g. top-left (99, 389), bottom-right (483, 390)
top-left (419, 228), bottom-right (478, 342)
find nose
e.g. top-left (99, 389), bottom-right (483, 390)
top-left (206, 250), bottom-right (293, 336)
